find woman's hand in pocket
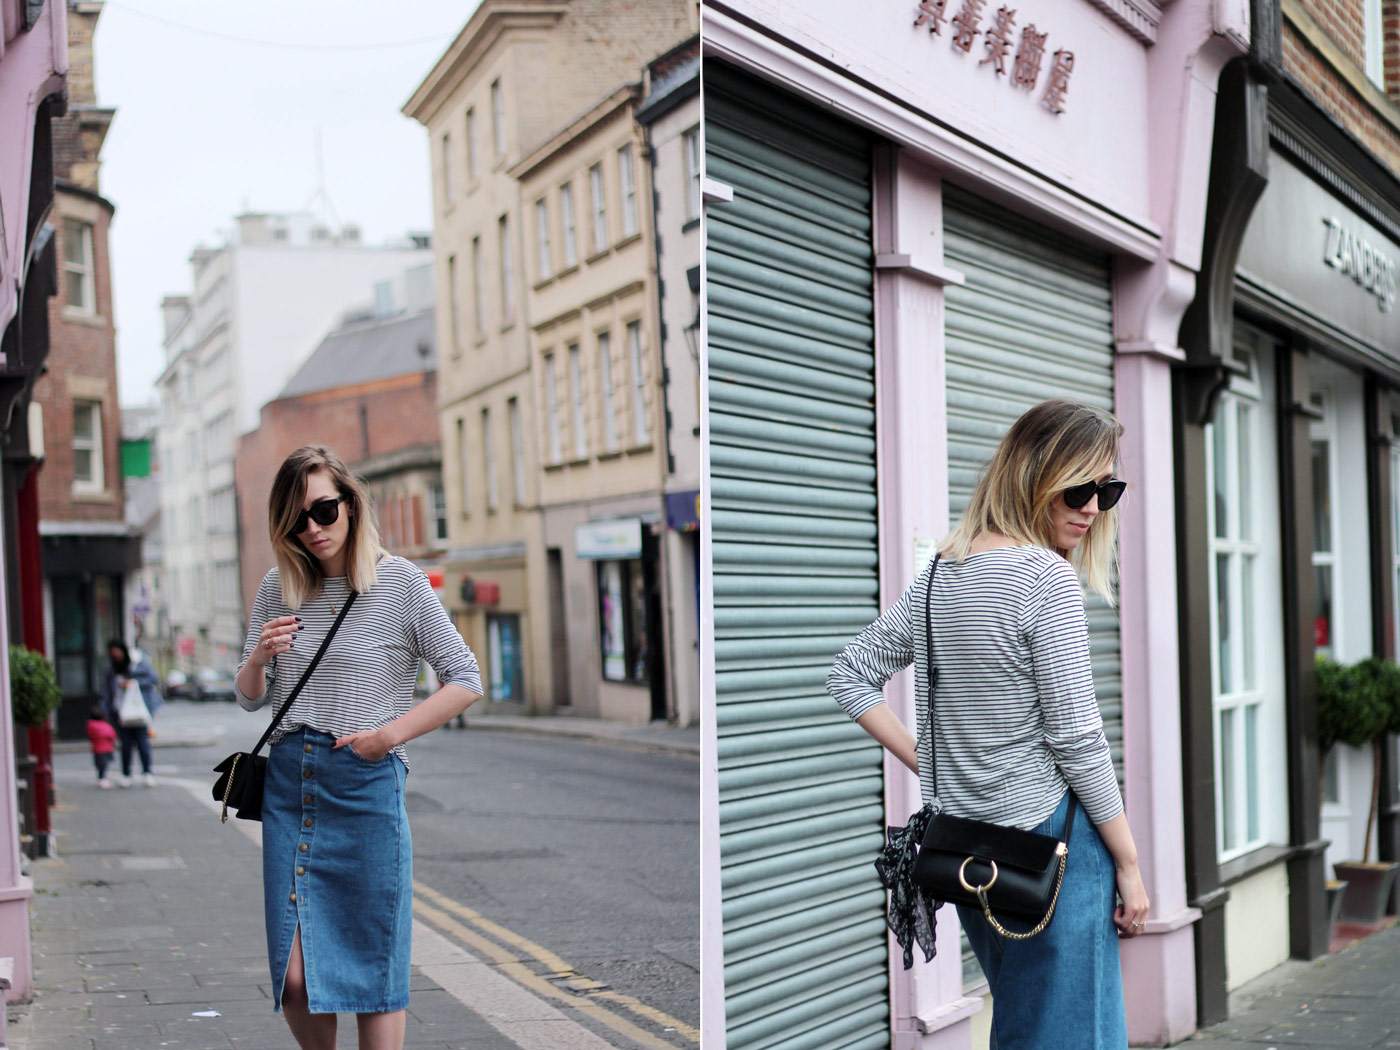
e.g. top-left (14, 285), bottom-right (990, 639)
top-left (334, 727), bottom-right (393, 762)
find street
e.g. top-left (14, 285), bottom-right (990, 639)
top-left (9, 701), bottom-right (698, 1049)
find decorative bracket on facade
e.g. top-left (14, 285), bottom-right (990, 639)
top-left (874, 253), bottom-right (965, 287)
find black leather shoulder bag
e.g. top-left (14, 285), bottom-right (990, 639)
top-left (910, 553), bottom-right (1077, 940)
top-left (211, 592), bottom-right (358, 824)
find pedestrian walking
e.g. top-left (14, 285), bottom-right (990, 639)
top-left (827, 400), bottom-right (1150, 1050)
top-left (86, 704), bottom-right (117, 789)
top-left (234, 445), bottom-right (482, 1050)
top-left (100, 640), bottom-right (163, 787)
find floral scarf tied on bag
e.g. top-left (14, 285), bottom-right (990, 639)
top-left (873, 801), bottom-right (943, 969)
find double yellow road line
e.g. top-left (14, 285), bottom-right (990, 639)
top-left (412, 881), bottom-right (699, 1049)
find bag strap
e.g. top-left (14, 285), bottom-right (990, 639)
top-left (921, 553), bottom-right (1078, 846)
top-left (248, 592), bottom-right (358, 756)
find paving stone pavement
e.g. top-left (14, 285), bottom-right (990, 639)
top-left (1183, 922), bottom-right (1400, 1048)
top-left (4, 757), bottom-right (600, 1050)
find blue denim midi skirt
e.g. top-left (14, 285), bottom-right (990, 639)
top-left (957, 791), bottom-right (1128, 1049)
top-left (263, 727), bottom-right (412, 1014)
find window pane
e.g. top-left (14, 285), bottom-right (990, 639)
top-left (1245, 703), bottom-right (1260, 843)
top-left (1216, 553), bottom-right (1232, 695)
top-left (598, 561), bottom-right (626, 681)
top-left (627, 557), bottom-right (648, 681)
top-left (1315, 564), bottom-right (1333, 655)
top-left (1236, 401), bottom-right (1252, 540)
top-left (63, 219), bottom-right (87, 265)
top-left (599, 332), bottom-right (615, 450)
top-left (1323, 742), bottom-right (1340, 805)
top-left (73, 403), bottom-right (95, 441)
top-left (1312, 439), bottom-right (1332, 553)
top-left (65, 267), bottom-right (89, 310)
top-left (1220, 707), bottom-right (1236, 851)
top-left (73, 448), bottom-right (93, 484)
top-left (1242, 555), bottom-right (1255, 691)
top-left (1211, 407), bottom-right (1228, 540)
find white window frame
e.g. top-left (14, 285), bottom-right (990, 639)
top-left (627, 320), bottom-right (647, 444)
top-left (490, 77), bottom-right (506, 158)
top-left (618, 144), bottom-right (638, 237)
top-left (498, 214), bottom-right (514, 324)
top-left (560, 183), bottom-right (578, 267)
top-left (72, 399), bottom-right (103, 493)
top-left (589, 163), bottom-right (608, 254)
top-left (508, 396), bottom-right (526, 506)
top-left (1364, 0), bottom-right (1384, 87)
top-left (683, 126), bottom-right (701, 221)
top-left (63, 218), bottom-right (96, 315)
top-left (482, 407), bottom-right (498, 512)
top-left (471, 235), bottom-right (485, 337)
top-left (598, 330), bottom-right (617, 452)
top-left (535, 197), bottom-right (553, 280)
top-left (544, 354), bottom-right (562, 464)
top-left (1310, 386), bottom-right (1342, 661)
top-left (465, 106), bottom-right (478, 180)
top-left (568, 342), bottom-right (587, 458)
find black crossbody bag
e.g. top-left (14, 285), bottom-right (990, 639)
top-left (211, 593), bottom-right (357, 824)
top-left (911, 554), bottom-right (1076, 940)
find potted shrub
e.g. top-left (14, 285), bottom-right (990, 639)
top-left (1317, 655), bottom-right (1400, 924)
top-left (9, 645), bottom-right (61, 729)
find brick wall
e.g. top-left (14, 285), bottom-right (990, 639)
top-left (35, 190), bottom-right (123, 526)
top-left (233, 371), bottom-right (440, 611)
top-left (1286, 2), bottom-right (1400, 178)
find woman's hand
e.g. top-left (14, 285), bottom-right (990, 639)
top-left (251, 615), bottom-right (300, 668)
top-left (334, 727), bottom-right (394, 761)
top-left (1114, 861), bottom-right (1150, 938)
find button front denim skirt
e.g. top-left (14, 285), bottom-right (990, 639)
top-left (956, 790), bottom-right (1128, 1049)
top-left (262, 727), bottom-right (412, 1014)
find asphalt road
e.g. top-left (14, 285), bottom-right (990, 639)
top-left (148, 700), bottom-right (701, 1035)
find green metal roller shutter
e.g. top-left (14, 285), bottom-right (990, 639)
top-left (706, 63), bottom-right (889, 1050)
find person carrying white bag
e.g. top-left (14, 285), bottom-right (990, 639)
top-left (101, 641), bottom-right (163, 787)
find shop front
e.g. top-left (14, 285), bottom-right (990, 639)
top-left (702, 2), bottom-right (1246, 1046)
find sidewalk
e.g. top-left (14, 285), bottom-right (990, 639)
top-left (6, 750), bottom-right (663, 1050)
top-left (1185, 921), bottom-right (1400, 1047)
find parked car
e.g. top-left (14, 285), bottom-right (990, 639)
top-left (164, 669), bottom-right (198, 701)
top-left (194, 667), bottom-right (238, 703)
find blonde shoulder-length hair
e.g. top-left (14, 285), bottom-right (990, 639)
top-left (268, 445), bottom-right (383, 610)
top-left (940, 399), bottom-right (1123, 605)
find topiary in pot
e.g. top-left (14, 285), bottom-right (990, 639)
top-left (8, 645), bottom-right (62, 728)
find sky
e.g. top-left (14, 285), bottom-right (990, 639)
top-left (94, 0), bottom-right (482, 409)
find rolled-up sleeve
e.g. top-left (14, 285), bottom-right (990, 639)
top-left (1024, 560), bottom-right (1123, 825)
top-left (826, 579), bottom-right (916, 721)
top-left (405, 570), bottom-right (482, 696)
top-left (235, 570), bottom-right (278, 711)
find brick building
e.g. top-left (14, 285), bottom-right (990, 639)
top-left (30, 0), bottom-right (138, 740)
top-left (233, 296), bottom-right (442, 621)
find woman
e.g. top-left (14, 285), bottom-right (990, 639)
top-left (827, 400), bottom-right (1150, 1049)
top-left (235, 445), bottom-right (482, 1050)
top-left (100, 641), bottom-right (163, 787)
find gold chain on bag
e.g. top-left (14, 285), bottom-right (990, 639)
top-left (965, 842), bottom-right (1069, 940)
top-left (219, 754), bottom-right (241, 824)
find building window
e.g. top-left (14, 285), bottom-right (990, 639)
top-left (63, 218), bottom-right (96, 314)
top-left (544, 354), bottom-right (562, 464)
top-left (598, 330), bottom-right (617, 452)
top-left (465, 106), bottom-right (478, 180)
top-left (498, 214), bottom-right (514, 324)
top-left (471, 235), bottom-right (484, 336)
top-left (683, 126), bottom-right (701, 221)
top-left (1311, 389), bottom-right (1339, 658)
top-left (560, 183), bottom-right (578, 267)
top-left (589, 162), bottom-right (608, 253)
top-left (490, 77), bottom-right (505, 157)
top-left (597, 558), bottom-right (648, 683)
top-left (487, 613), bottom-right (523, 701)
top-left (627, 320), bottom-right (647, 444)
top-left (440, 131), bottom-right (454, 206)
top-left (456, 417), bottom-right (469, 516)
top-left (568, 342), bottom-right (587, 458)
top-left (482, 407), bottom-right (498, 512)
top-left (1364, 0), bottom-right (1384, 87)
top-left (618, 144), bottom-right (638, 237)
top-left (446, 254), bottom-right (460, 356)
top-left (73, 400), bottom-right (104, 492)
top-left (430, 480), bottom-right (448, 540)
top-left (534, 197), bottom-right (552, 280)
top-left (508, 396), bottom-right (525, 506)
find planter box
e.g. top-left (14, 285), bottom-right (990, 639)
top-left (1334, 861), bottom-right (1400, 924)
top-left (1326, 879), bottom-right (1349, 926)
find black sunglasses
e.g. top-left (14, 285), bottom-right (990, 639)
top-left (1062, 478), bottom-right (1127, 511)
top-left (291, 496), bottom-right (346, 537)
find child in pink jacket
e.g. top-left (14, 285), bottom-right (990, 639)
top-left (87, 705), bottom-right (117, 789)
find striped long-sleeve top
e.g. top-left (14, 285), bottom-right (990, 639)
top-left (826, 544), bottom-right (1122, 830)
top-left (236, 554), bottom-right (482, 771)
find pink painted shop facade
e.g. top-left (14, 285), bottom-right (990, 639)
top-left (701, 1), bottom-right (1248, 1046)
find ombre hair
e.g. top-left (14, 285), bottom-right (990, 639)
top-left (268, 445), bottom-right (382, 610)
top-left (941, 399), bottom-right (1123, 604)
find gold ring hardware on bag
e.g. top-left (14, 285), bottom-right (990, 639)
top-left (978, 846), bottom-right (1070, 941)
top-left (957, 856), bottom-right (999, 894)
top-left (220, 754), bottom-right (240, 824)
